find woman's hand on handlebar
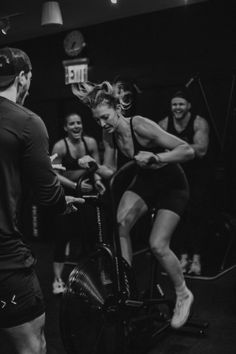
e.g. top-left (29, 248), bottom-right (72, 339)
top-left (134, 151), bottom-right (163, 169)
top-left (78, 155), bottom-right (99, 171)
top-left (75, 177), bottom-right (106, 196)
top-left (74, 178), bottom-right (92, 196)
top-left (77, 156), bottom-right (106, 195)
top-left (81, 178), bottom-right (94, 193)
top-left (94, 179), bottom-right (106, 195)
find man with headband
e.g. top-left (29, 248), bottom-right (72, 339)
top-left (0, 47), bottom-right (83, 353)
top-left (159, 89), bottom-right (210, 275)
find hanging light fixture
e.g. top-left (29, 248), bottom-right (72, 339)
top-left (41, 1), bottom-right (63, 26)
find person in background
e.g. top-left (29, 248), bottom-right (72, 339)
top-left (51, 112), bottom-right (105, 294)
top-left (113, 75), bottom-right (141, 118)
top-left (159, 89), bottom-right (210, 275)
top-left (0, 47), bottom-right (83, 354)
top-left (72, 80), bottom-right (195, 329)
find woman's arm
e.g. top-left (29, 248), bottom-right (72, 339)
top-left (158, 115), bottom-right (209, 159)
top-left (51, 141), bottom-right (77, 190)
top-left (98, 131), bottom-right (117, 179)
top-left (85, 136), bottom-right (101, 164)
top-left (83, 136), bottom-right (105, 194)
top-left (158, 117), bottom-right (168, 131)
top-left (134, 116), bottom-right (195, 165)
top-left (79, 131), bottom-right (117, 179)
top-left (84, 136), bottom-right (102, 182)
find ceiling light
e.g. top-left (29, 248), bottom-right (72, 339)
top-left (41, 1), bottom-right (63, 26)
top-left (0, 18), bottom-right (10, 35)
top-left (111, 0), bottom-right (118, 4)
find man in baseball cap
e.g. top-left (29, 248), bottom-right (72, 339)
top-left (0, 47), bottom-right (85, 353)
top-left (0, 47), bottom-right (32, 104)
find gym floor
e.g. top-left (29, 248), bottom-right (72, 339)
top-left (1, 238), bottom-right (236, 354)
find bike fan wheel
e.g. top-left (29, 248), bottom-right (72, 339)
top-left (60, 250), bottom-right (136, 354)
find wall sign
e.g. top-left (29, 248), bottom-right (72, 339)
top-left (63, 58), bottom-right (88, 84)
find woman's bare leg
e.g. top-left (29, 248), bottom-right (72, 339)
top-left (149, 209), bottom-right (194, 329)
top-left (117, 191), bottom-right (148, 265)
top-left (149, 209), bottom-right (183, 287)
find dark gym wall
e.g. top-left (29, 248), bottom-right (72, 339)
top-left (8, 1), bottom-right (236, 211)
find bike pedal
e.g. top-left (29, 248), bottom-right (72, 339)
top-left (125, 299), bottom-right (144, 308)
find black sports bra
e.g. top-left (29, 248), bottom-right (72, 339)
top-left (61, 137), bottom-right (89, 170)
top-left (115, 116), bottom-right (161, 168)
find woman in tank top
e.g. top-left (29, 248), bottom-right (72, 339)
top-left (52, 112), bottom-right (105, 195)
top-left (72, 81), bottom-right (195, 329)
top-left (51, 112), bottom-right (105, 295)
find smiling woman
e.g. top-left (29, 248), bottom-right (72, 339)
top-left (50, 111), bottom-right (105, 294)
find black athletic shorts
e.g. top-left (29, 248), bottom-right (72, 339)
top-left (127, 163), bottom-right (189, 216)
top-left (0, 267), bottom-right (45, 328)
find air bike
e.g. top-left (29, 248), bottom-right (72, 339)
top-left (60, 161), bottom-right (208, 354)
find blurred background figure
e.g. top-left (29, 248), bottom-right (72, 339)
top-left (159, 89), bottom-right (210, 275)
top-left (112, 75), bottom-right (141, 118)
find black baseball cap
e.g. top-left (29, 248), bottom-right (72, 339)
top-left (0, 47), bottom-right (32, 89)
top-left (171, 89), bottom-right (191, 103)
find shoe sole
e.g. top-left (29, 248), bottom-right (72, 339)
top-left (53, 290), bottom-right (65, 295)
top-left (170, 293), bottom-right (194, 329)
top-left (52, 286), bottom-right (66, 295)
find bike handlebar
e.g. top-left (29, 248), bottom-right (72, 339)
top-left (75, 161), bottom-right (99, 198)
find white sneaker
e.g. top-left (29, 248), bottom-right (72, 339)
top-left (52, 279), bottom-right (66, 295)
top-left (171, 290), bottom-right (194, 329)
top-left (179, 254), bottom-right (189, 274)
top-left (188, 255), bottom-right (201, 275)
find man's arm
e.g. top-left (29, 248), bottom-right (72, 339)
top-left (22, 115), bottom-right (66, 213)
top-left (192, 116), bottom-right (209, 158)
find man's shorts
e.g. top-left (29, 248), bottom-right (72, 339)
top-left (0, 267), bottom-right (45, 328)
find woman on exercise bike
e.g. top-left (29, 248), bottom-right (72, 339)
top-left (72, 81), bottom-right (195, 329)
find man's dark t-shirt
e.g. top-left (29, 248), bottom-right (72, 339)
top-left (0, 97), bottom-right (66, 270)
